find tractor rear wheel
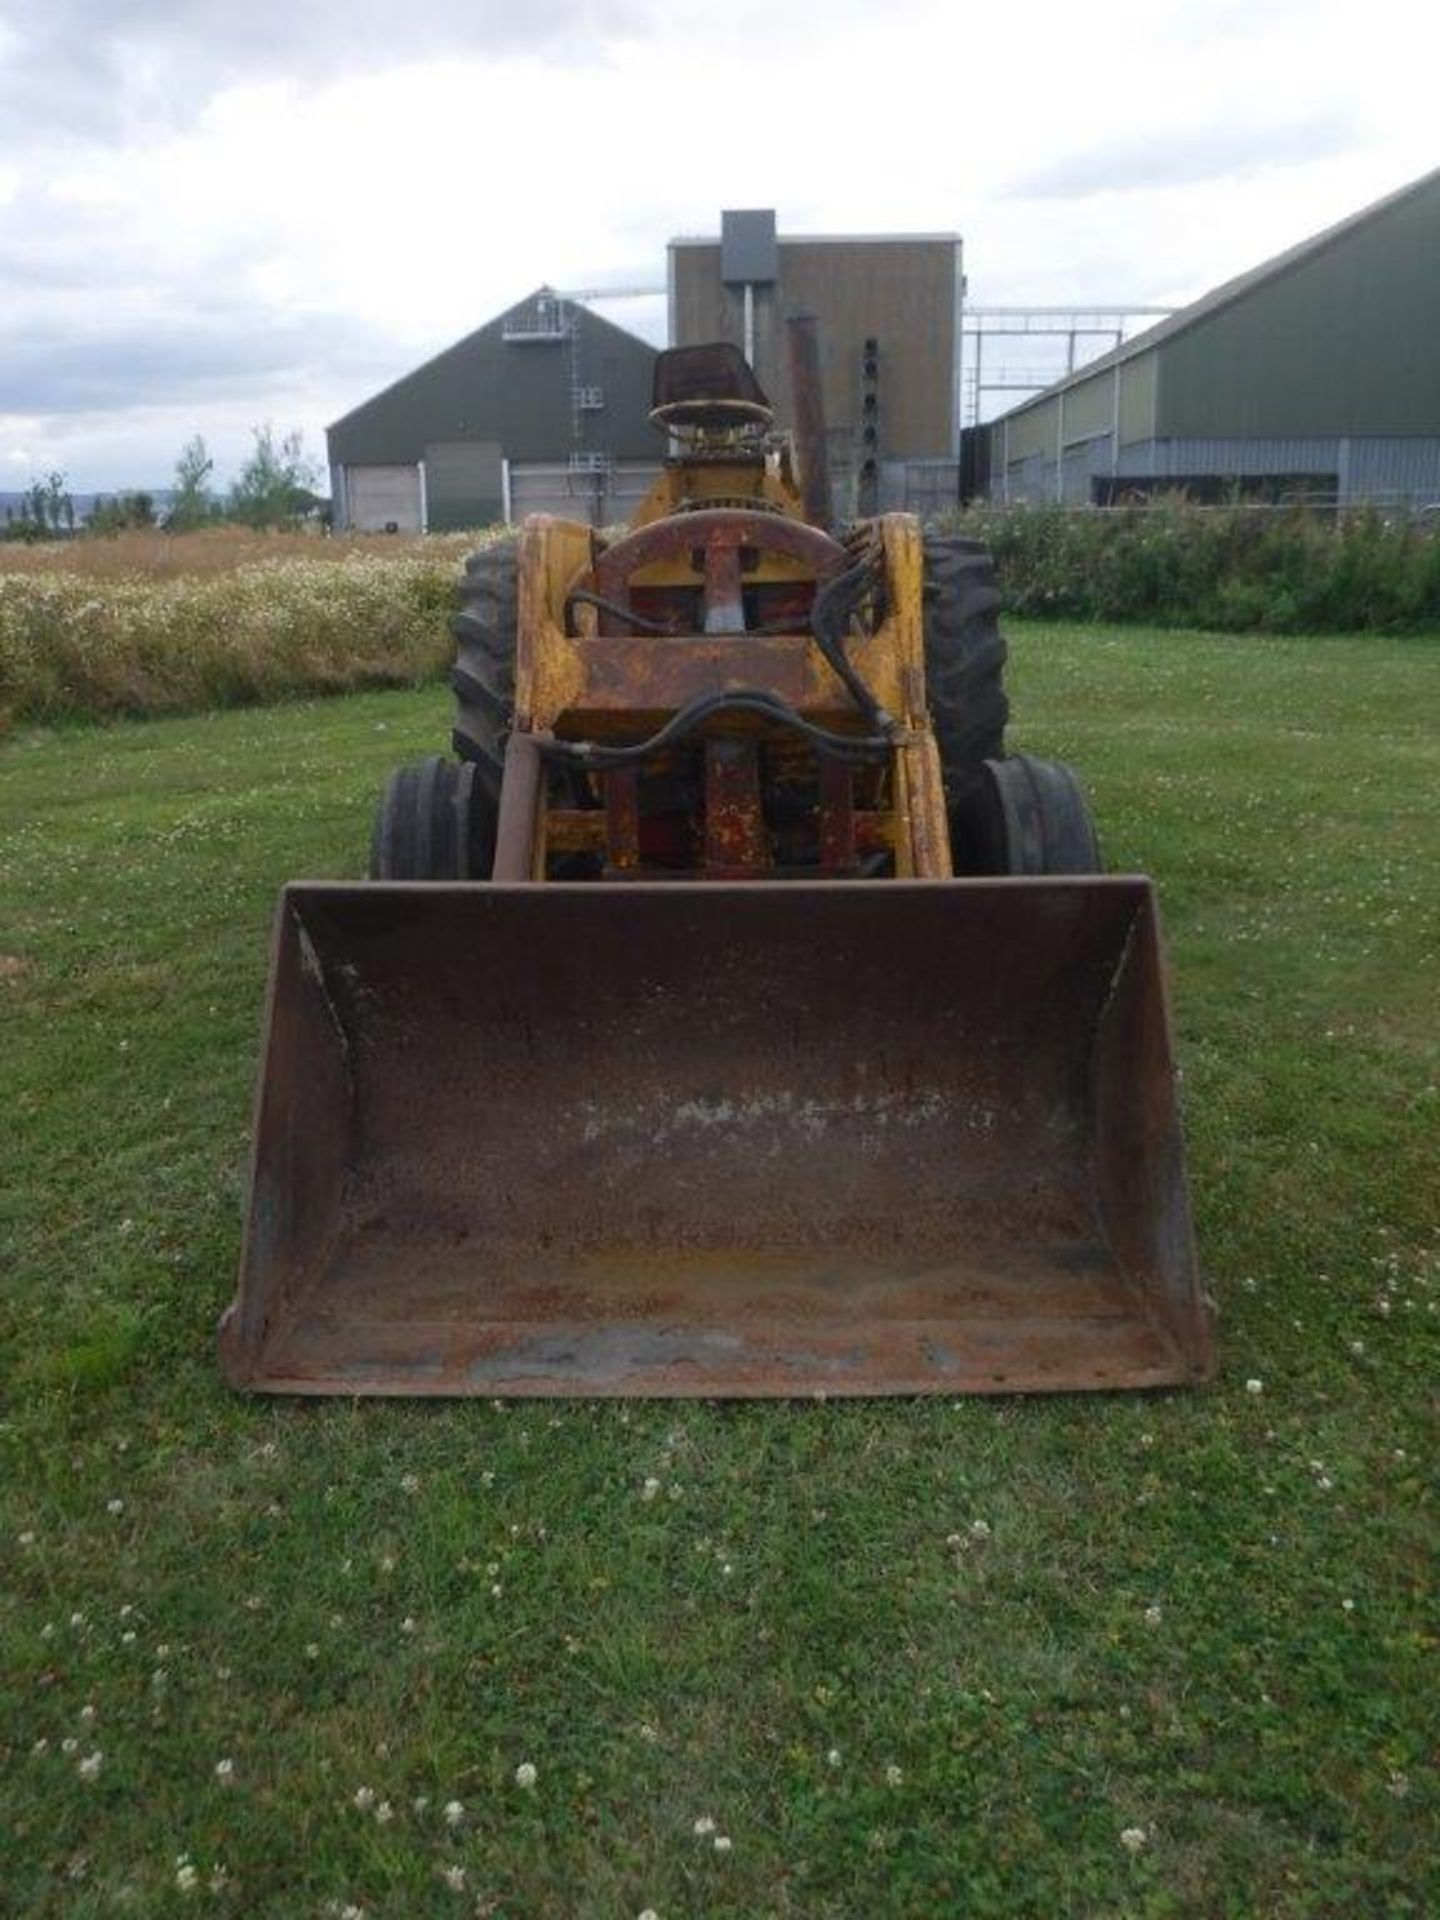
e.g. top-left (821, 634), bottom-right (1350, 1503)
top-left (450, 538), bottom-right (519, 825)
top-left (922, 534), bottom-right (1009, 818)
top-left (370, 756), bottom-right (493, 880)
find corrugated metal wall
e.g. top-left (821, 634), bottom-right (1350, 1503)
top-left (1157, 176), bottom-right (1440, 438)
top-left (994, 432), bottom-right (1440, 506)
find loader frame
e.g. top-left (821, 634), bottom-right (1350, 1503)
top-left (491, 506), bottom-right (951, 885)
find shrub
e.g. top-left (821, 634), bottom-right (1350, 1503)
top-left (939, 502), bottom-right (1440, 633)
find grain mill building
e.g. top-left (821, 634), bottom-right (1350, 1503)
top-left (327, 291), bottom-right (660, 532)
top-left (669, 211), bottom-right (965, 515)
top-left (981, 166), bottom-right (1440, 510)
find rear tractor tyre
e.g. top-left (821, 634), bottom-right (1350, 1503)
top-left (369, 755), bottom-right (494, 880)
top-left (922, 533), bottom-right (1010, 811)
top-left (951, 753), bottom-right (1102, 875)
top-left (450, 537), bottom-right (519, 819)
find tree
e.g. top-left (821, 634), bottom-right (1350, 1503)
top-left (168, 434), bottom-right (215, 532)
top-left (4, 470), bottom-right (73, 542)
top-left (228, 425), bottom-right (322, 530)
top-left (87, 492), bottom-right (156, 536)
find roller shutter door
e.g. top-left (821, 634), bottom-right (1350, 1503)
top-left (346, 465), bottom-right (423, 533)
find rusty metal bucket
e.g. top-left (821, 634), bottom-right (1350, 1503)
top-left (220, 879), bottom-right (1214, 1397)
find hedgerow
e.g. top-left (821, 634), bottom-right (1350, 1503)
top-left (941, 502), bottom-right (1440, 633)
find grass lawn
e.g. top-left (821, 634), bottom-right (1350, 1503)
top-left (1, 622), bottom-right (1436, 1918)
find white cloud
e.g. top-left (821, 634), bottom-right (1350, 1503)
top-left (0, 0), bottom-right (1433, 486)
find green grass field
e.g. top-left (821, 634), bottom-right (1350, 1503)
top-left (2, 623), bottom-right (1436, 1918)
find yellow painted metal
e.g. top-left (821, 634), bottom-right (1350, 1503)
top-left (511, 483), bottom-right (951, 878)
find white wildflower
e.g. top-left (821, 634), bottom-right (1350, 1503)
top-left (106, 1498), bottom-right (125, 1515)
top-left (712, 1833), bottom-right (732, 1854)
top-left (1144, 1604), bottom-right (1163, 1627)
top-left (400, 1617), bottom-right (417, 1635)
top-left (1119, 1826), bottom-right (1148, 1853)
top-left (826, 1748), bottom-right (841, 1767)
top-left (77, 1750), bottom-right (103, 1781)
top-left (1244, 1378), bottom-right (1263, 1396)
top-left (374, 1801), bottom-right (393, 1824)
top-left (352, 1786), bottom-right (376, 1812)
top-left (884, 1763), bottom-right (903, 1786)
top-left (969, 1519), bottom-right (992, 1541)
top-left (443, 1799), bottom-right (465, 1826)
top-left (400, 1473), bottom-right (420, 1494)
top-left (693, 1815), bottom-right (716, 1836)
top-left (215, 1757), bottom-right (235, 1784)
top-left (441, 1864), bottom-right (466, 1891)
top-left (175, 1860), bottom-right (199, 1892)
top-left (641, 1476), bottom-right (661, 1502)
top-left (514, 1761), bottom-right (537, 1789)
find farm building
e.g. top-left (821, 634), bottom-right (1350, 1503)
top-left (327, 291), bottom-right (660, 532)
top-left (669, 212), bottom-right (965, 515)
top-left (979, 166), bottom-right (1440, 510)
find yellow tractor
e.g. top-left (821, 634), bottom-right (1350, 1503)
top-left (221, 332), bottom-right (1214, 1397)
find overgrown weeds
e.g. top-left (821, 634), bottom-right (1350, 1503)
top-left (0, 536), bottom-right (497, 733)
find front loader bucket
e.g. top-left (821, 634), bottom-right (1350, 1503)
top-left (221, 880), bottom-right (1214, 1397)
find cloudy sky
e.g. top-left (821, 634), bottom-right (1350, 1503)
top-left (1, 0), bottom-right (1433, 491)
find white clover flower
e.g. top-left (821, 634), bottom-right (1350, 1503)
top-left (175, 1861), bottom-right (199, 1892)
top-left (692, 1815), bottom-right (716, 1836)
top-left (400, 1473), bottom-right (420, 1493)
top-left (515, 1761), bottom-right (537, 1789)
top-left (638, 1909), bottom-right (660, 1920)
top-left (79, 1703), bottom-right (97, 1723)
top-left (712, 1834), bottom-right (732, 1854)
top-left (641, 1477), bottom-right (661, 1502)
top-left (1119, 1826), bottom-right (1148, 1852)
top-left (969, 1519), bottom-right (992, 1541)
top-left (1341, 1598), bottom-right (1355, 1613)
top-left (443, 1799), bottom-right (465, 1826)
top-left (1144, 1604), bottom-right (1163, 1627)
top-left (374, 1801), bottom-right (394, 1824)
top-left (106, 1498), bottom-right (125, 1515)
top-left (1245, 1378), bottom-right (1264, 1395)
top-left (122, 1630), bottom-right (137, 1645)
top-left (1349, 1340), bottom-right (1366, 1356)
top-left (826, 1748), bottom-right (841, 1768)
top-left (412, 1795), bottom-right (429, 1815)
top-left (62, 1737), bottom-right (79, 1755)
top-left (441, 1864), bottom-right (467, 1891)
top-left (884, 1763), bottom-right (903, 1786)
top-left (215, 1757), bottom-right (235, 1784)
top-left (352, 1786), bottom-right (376, 1812)
top-left (77, 1750), bottom-right (103, 1781)
top-left (19, 1529), bottom-right (35, 1545)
